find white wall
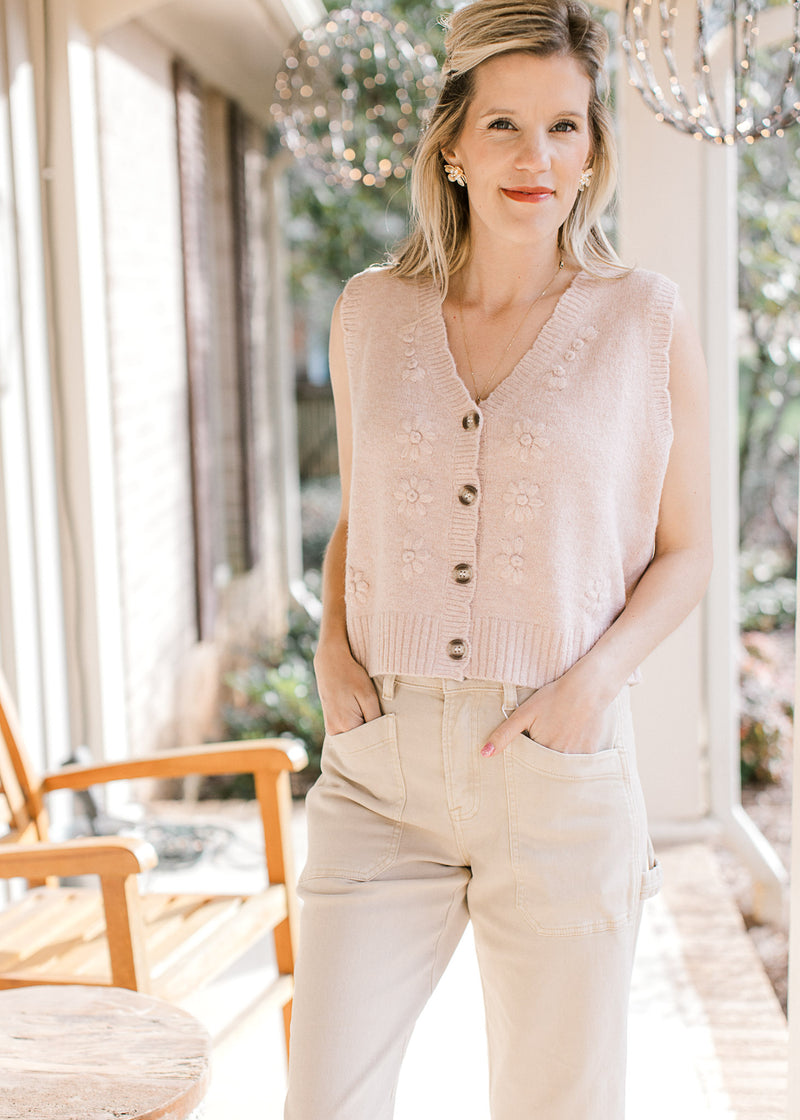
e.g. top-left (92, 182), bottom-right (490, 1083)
top-left (96, 21), bottom-right (198, 755)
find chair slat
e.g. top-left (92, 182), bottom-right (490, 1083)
top-left (151, 890), bottom-right (289, 1003)
top-left (0, 888), bottom-right (101, 950)
top-left (0, 882), bottom-right (109, 972)
top-left (0, 886), bottom-right (289, 1005)
top-left (144, 895), bottom-right (242, 962)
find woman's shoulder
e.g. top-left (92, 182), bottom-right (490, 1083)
top-left (340, 265), bottom-right (430, 330)
top-left (580, 265), bottom-right (679, 318)
top-left (342, 263), bottom-right (427, 299)
top-left (580, 264), bottom-right (677, 294)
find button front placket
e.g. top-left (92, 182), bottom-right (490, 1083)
top-left (440, 407), bottom-right (483, 676)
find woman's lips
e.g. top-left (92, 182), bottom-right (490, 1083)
top-left (501, 187), bottom-right (554, 203)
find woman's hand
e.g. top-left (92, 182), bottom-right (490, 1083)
top-left (480, 662), bottom-right (617, 757)
top-left (314, 643), bottom-right (382, 736)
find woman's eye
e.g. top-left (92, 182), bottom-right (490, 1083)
top-left (488, 118), bottom-right (515, 131)
top-left (552, 119), bottom-right (578, 133)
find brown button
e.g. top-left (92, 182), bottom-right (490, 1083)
top-left (447, 639), bottom-right (467, 660)
top-left (458, 484), bottom-right (478, 506)
top-left (462, 412), bottom-right (481, 431)
top-left (453, 563), bottom-right (473, 584)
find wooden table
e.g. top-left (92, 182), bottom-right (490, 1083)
top-left (0, 985), bottom-right (211, 1120)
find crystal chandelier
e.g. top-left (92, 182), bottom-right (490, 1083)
top-left (622, 0), bottom-right (800, 144)
top-left (271, 7), bottom-right (439, 188)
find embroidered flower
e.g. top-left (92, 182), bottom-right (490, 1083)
top-left (396, 418), bottom-right (435, 461)
top-left (507, 419), bottom-right (550, 462)
top-left (496, 537), bottom-right (525, 584)
top-left (395, 476), bottom-right (434, 517)
top-left (346, 567), bottom-right (370, 605)
top-left (504, 481), bottom-right (544, 522)
top-left (400, 326), bottom-right (425, 383)
top-left (401, 535), bottom-right (431, 580)
top-left (564, 325), bottom-right (598, 362)
top-left (583, 577), bottom-right (611, 617)
top-left (547, 366), bottom-right (567, 392)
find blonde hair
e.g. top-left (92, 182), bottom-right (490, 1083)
top-left (392, 0), bottom-right (625, 293)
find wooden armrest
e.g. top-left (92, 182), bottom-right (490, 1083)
top-left (0, 836), bottom-right (158, 879)
top-left (41, 738), bottom-right (308, 793)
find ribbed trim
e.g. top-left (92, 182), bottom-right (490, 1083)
top-left (482, 271), bottom-right (593, 414)
top-left (348, 611), bottom-right (606, 689)
top-left (415, 278), bottom-right (475, 413)
top-left (339, 266), bottom-right (395, 391)
top-left (415, 270), bottom-right (593, 414)
top-left (646, 272), bottom-right (678, 448)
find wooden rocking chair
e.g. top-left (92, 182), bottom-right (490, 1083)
top-left (0, 670), bottom-right (307, 1056)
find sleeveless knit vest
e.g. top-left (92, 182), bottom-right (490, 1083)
top-left (340, 265), bottom-right (677, 688)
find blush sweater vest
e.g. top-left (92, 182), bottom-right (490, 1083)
top-left (339, 265), bottom-right (677, 689)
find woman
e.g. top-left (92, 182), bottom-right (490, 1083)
top-left (285, 1), bottom-right (712, 1117)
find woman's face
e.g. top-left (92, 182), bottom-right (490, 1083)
top-left (443, 51), bottom-right (593, 253)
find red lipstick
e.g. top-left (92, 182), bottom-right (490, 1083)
top-left (501, 187), bottom-right (554, 203)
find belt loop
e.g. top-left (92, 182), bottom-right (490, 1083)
top-left (502, 681), bottom-right (517, 718)
top-left (381, 674), bottom-right (397, 701)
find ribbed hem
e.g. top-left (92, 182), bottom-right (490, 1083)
top-left (348, 611), bottom-right (611, 689)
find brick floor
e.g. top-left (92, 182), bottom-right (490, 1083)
top-left (656, 843), bottom-right (788, 1120)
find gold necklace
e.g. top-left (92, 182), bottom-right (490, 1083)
top-left (457, 259), bottom-right (564, 404)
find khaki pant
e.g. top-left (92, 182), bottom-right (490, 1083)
top-left (285, 675), bottom-right (662, 1120)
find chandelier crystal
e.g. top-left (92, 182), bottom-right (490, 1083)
top-left (271, 7), bottom-right (439, 188)
top-left (622, 0), bottom-right (800, 144)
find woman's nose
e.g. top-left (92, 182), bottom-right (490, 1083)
top-left (514, 132), bottom-right (552, 172)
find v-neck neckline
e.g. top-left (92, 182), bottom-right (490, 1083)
top-left (418, 269), bottom-right (593, 414)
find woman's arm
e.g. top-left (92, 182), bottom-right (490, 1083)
top-left (313, 296), bottom-right (383, 735)
top-left (482, 294), bottom-right (713, 756)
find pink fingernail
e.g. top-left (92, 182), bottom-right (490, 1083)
top-left (481, 742), bottom-right (495, 758)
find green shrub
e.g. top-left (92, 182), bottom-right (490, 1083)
top-left (211, 605), bottom-right (325, 798)
top-left (739, 635), bottom-right (793, 786)
top-left (739, 550), bottom-right (796, 632)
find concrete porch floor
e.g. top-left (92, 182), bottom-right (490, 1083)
top-left (142, 801), bottom-right (788, 1120)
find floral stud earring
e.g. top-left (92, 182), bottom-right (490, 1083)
top-left (578, 167), bottom-right (594, 192)
top-left (443, 162), bottom-right (467, 187)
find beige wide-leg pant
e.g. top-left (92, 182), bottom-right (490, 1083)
top-left (284, 675), bottom-right (662, 1120)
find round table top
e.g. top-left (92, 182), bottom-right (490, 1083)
top-left (0, 985), bottom-right (211, 1120)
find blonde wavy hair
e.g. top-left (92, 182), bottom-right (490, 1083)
top-left (392, 0), bottom-right (625, 293)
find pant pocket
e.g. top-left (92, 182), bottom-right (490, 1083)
top-left (300, 713), bottom-right (406, 883)
top-left (505, 730), bottom-right (639, 937)
top-left (640, 836), bottom-right (663, 900)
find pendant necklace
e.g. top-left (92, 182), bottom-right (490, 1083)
top-left (458, 258), bottom-right (564, 405)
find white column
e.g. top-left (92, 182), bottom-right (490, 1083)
top-left (0, 1), bottom-right (45, 760)
top-left (266, 151), bottom-right (305, 598)
top-left (0, 0), bottom-right (72, 775)
top-left (702, 137), bottom-right (786, 922)
top-left (616, 16), bottom-right (708, 830)
top-left (789, 472), bottom-right (800, 1117)
top-left (35, 0), bottom-right (128, 764)
top-left (615, 1), bottom-right (784, 919)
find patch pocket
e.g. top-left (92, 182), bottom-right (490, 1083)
top-left (505, 726), bottom-right (639, 936)
top-left (300, 713), bottom-right (405, 883)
